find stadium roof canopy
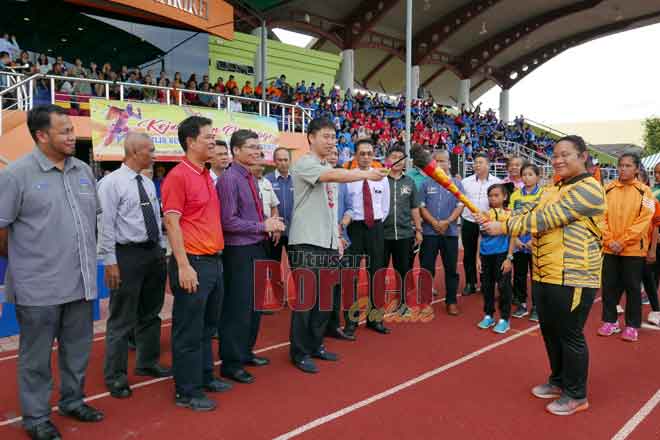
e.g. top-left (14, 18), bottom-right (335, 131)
top-left (3, 0), bottom-right (165, 67)
top-left (234, 0), bottom-right (660, 102)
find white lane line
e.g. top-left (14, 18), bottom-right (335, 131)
top-left (0, 339), bottom-right (296, 427)
top-left (611, 389), bottom-right (660, 440)
top-left (0, 323), bottom-right (174, 363)
top-left (0, 298), bottom-right (448, 427)
top-left (271, 324), bottom-right (540, 440)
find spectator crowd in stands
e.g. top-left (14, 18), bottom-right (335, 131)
top-left (2, 39), bottom-right (619, 176)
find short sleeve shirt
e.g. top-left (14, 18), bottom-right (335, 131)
top-left (0, 147), bottom-right (100, 306)
top-left (288, 154), bottom-right (339, 250)
top-left (161, 159), bottom-right (224, 255)
top-left (258, 177), bottom-right (279, 218)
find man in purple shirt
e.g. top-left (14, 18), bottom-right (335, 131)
top-left (216, 129), bottom-right (285, 384)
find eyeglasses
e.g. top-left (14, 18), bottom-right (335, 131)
top-left (358, 151), bottom-right (374, 157)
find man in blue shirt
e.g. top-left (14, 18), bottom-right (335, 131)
top-left (265, 147), bottom-right (294, 264)
top-left (419, 150), bottom-right (465, 315)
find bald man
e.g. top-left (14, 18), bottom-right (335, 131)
top-left (99, 133), bottom-right (171, 399)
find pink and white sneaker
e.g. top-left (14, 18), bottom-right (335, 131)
top-left (597, 322), bottom-right (621, 337)
top-left (621, 326), bottom-right (639, 342)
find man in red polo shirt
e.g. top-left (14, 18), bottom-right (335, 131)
top-left (162, 116), bottom-right (230, 412)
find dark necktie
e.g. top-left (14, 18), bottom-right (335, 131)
top-left (362, 179), bottom-right (375, 228)
top-left (136, 175), bottom-right (160, 243)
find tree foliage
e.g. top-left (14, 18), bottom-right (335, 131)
top-left (644, 117), bottom-right (660, 156)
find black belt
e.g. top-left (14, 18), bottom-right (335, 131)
top-left (187, 252), bottom-right (223, 260)
top-left (117, 241), bottom-right (158, 249)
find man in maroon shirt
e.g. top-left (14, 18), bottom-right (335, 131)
top-left (216, 129), bottom-right (285, 384)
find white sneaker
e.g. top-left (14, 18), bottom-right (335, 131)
top-left (647, 311), bottom-right (660, 326)
top-left (616, 305), bottom-right (624, 315)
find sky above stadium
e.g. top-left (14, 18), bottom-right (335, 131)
top-left (479, 22), bottom-right (660, 124)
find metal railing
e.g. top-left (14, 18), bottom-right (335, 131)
top-left (522, 117), bottom-right (618, 165)
top-left (0, 71), bottom-right (313, 134)
top-left (0, 72), bottom-right (40, 135)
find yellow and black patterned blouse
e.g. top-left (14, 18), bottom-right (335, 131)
top-left (504, 173), bottom-right (607, 289)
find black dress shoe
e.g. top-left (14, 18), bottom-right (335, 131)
top-left (367, 321), bottom-right (391, 334)
top-left (343, 323), bottom-right (357, 338)
top-left (26, 421), bottom-right (62, 440)
top-left (135, 364), bottom-right (172, 378)
top-left (58, 403), bottom-right (104, 422)
top-left (326, 328), bottom-right (356, 341)
top-left (293, 356), bottom-right (319, 374)
top-left (312, 347), bottom-right (339, 361)
top-left (204, 378), bottom-right (233, 393)
top-left (221, 369), bottom-right (255, 384)
top-left (108, 382), bottom-right (132, 399)
top-left (245, 355), bottom-right (270, 367)
top-left (463, 284), bottom-right (476, 296)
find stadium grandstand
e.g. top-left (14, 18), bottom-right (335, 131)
top-left (1, 1), bottom-right (660, 440)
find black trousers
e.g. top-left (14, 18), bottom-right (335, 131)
top-left (267, 235), bottom-right (288, 262)
top-left (420, 235), bottom-right (459, 305)
top-left (104, 243), bottom-right (166, 387)
top-left (602, 254), bottom-right (644, 328)
top-left (534, 282), bottom-right (596, 400)
top-left (346, 220), bottom-right (385, 326)
top-left (170, 254), bottom-right (223, 398)
top-left (513, 252), bottom-right (533, 306)
top-left (288, 244), bottom-right (336, 362)
top-left (480, 252), bottom-right (512, 320)
top-left (642, 262), bottom-right (660, 312)
top-left (220, 243), bottom-right (266, 374)
top-left (384, 237), bottom-right (414, 307)
top-left (461, 219), bottom-right (480, 287)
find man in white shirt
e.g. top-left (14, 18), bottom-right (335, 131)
top-left (98, 133), bottom-right (171, 399)
top-left (343, 139), bottom-right (391, 337)
top-left (209, 140), bottom-right (231, 185)
top-left (460, 152), bottom-right (502, 295)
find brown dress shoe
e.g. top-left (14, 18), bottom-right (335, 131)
top-left (446, 304), bottom-right (459, 316)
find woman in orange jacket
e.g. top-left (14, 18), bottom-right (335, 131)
top-left (598, 153), bottom-right (655, 342)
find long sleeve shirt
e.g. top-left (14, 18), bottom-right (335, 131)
top-left (216, 162), bottom-right (266, 246)
top-left (345, 171), bottom-right (390, 222)
top-left (98, 164), bottom-right (164, 265)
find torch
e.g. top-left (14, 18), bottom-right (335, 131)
top-left (410, 145), bottom-right (480, 214)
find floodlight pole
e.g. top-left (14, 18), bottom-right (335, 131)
top-left (261, 19), bottom-right (267, 102)
top-left (405, 0), bottom-right (412, 162)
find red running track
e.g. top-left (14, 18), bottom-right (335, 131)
top-left (0, 272), bottom-right (659, 439)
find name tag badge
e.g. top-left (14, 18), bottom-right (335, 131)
top-left (34, 182), bottom-right (50, 190)
top-left (79, 178), bottom-right (92, 194)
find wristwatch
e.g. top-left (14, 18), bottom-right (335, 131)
top-left (506, 254), bottom-right (514, 261)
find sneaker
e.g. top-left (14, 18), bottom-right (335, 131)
top-left (621, 326), bottom-right (639, 342)
top-left (493, 319), bottom-right (511, 334)
top-left (546, 395), bottom-right (589, 416)
top-left (531, 383), bottom-right (562, 399)
top-left (529, 307), bottom-right (539, 322)
top-left (512, 304), bottom-right (529, 319)
top-left (175, 394), bottom-right (217, 411)
top-left (647, 311), bottom-right (660, 326)
top-left (597, 322), bottom-right (621, 337)
top-left (641, 292), bottom-right (650, 305)
top-left (616, 304), bottom-right (624, 315)
top-left (477, 315), bottom-right (495, 329)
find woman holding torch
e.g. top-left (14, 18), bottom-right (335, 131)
top-left (477, 136), bottom-right (606, 416)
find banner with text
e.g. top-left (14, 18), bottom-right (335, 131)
top-left (90, 99), bottom-right (279, 162)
